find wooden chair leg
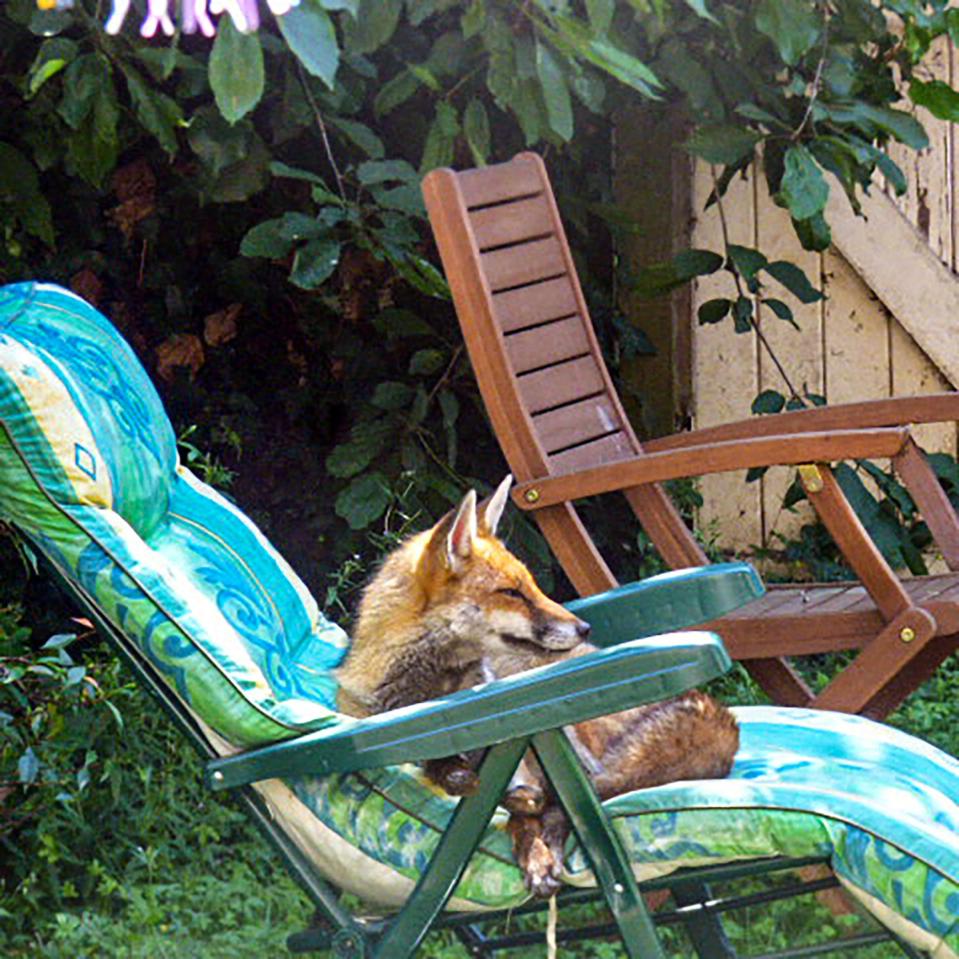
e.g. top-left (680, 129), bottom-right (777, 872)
top-left (743, 657), bottom-right (813, 707)
top-left (812, 607), bottom-right (937, 714)
top-left (859, 632), bottom-right (959, 720)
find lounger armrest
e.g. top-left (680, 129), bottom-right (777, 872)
top-left (513, 428), bottom-right (911, 510)
top-left (643, 394), bottom-right (959, 454)
top-left (205, 631), bottom-right (730, 790)
top-left (567, 562), bottom-right (764, 648)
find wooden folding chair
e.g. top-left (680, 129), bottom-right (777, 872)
top-left (423, 151), bottom-right (959, 719)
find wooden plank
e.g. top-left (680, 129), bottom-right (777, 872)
top-left (491, 277), bottom-right (579, 333)
top-left (890, 320), bottom-right (957, 456)
top-left (549, 432), bottom-right (634, 473)
top-left (481, 236), bottom-right (566, 292)
top-left (505, 317), bottom-right (590, 374)
top-left (517, 355), bottom-right (605, 414)
top-left (457, 158), bottom-right (543, 209)
top-left (534, 394), bottom-right (624, 453)
top-left (827, 175), bottom-right (959, 389)
top-left (643, 394), bottom-right (959, 450)
top-left (822, 250), bottom-right (890, 405)
top-left (514, 428), bottom-right (912, 509)
top-left (470, 196), bottom-right (553, 251)
top-left (690, 160), bottom-right (761, 552)
top-left (755, 180), bottom-right (824, 550)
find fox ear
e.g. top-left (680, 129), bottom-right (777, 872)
top-left (446, 489), bottom-right (477, 573)
top-left (479, 474), bottom-right (512, 537)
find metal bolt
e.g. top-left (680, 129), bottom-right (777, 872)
top-left (613, 882), bottom-right (624, 894)
top-left (900, 626), bottom-right (916, 643)
top-left (524, 488), bottom-right (541, 504)
top-left (212, 770), bottom-right (224, 783)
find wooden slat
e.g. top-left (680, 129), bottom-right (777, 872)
top-left (533, 394), bottom-right (625, 453)
top-left (481, 236), bottom-right (566, 292)
top-left (506, 317), bottom-right (590, 375)
top-left (643, 394), bottom-right (959, 452)
top-left (457, 160), bottom-right (543, 209)
top-left (470, 197), bottom-right (553, 251)
top-left (513, 428), bottom-right (912, 507)
top-left (518, 356), bottom-right (605, 414)
top-left (492, 278), bottom-right (579, 333)
top-left (549, 432), bottom-right (633, 473)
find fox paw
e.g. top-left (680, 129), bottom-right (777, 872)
top-left (503, 784), bottom-right (546, 815)
top-left (523, 836), bottom-right (563, 899)
top-left (439, 766), bottom-right (480, 796)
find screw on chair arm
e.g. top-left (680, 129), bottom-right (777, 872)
top-left (205, 631), bottom-right (731, 791)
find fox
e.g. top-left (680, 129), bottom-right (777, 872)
top-left (335, 476), bottom-right (740, 897)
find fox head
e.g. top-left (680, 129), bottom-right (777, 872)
top-left (414, 475), bottom-right (591, 653)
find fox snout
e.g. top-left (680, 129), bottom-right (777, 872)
top-left (535, 614), bottom-right (591, 650)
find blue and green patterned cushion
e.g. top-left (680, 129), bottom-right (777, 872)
top-left (278, 706), bottom-right (959, 955)
top-left (0, 282), bottom-right (348, 745)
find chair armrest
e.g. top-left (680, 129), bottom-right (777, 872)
top-left (567, 562), bottom-right (764, 648)
top-left (643, 394), bottom-right (959, 454)
top-left (513, 428), bottom-right (911, 510)
top-left (205, 631), bottom-right (731, 790)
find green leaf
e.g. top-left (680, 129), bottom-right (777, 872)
top-left (546, 15), bottom-right (661, 99)
top-left (463, 99), bottom-right (491, 165)
top-left (793, 212), bottom-right (832, 252)
top-left (462, 0), bottom-right (486, 38)
top-left (682, 0), bottom-right (718, 23)
top-left (374, 69), bottom-right (420, 117)
top-left (727, 244), bottom-right (767, 282)
top-left (586, 0), bottom-right (615, 32)
top-left (733, 295), bottom-right (753, 333)
top-left (754, 0), bottom-right (821, 66)
top-left (909, 78), bottom-right (959, 123)
top-left (343, 0), bottom-right (400, 54)
top-left (240, 219), bottom-right (293, 259)
top-left (409, 348), bottom-right (446, 376)
top-left (777, 145), bottom-right (828, 221)
top-left (697, 298), bottom-right (731, 324)
top-left (122, 66), bottom-right (183, 156)
top-left (536, 41), bottom-right (574, 141)
top-left (209, 17), bottom-right (264, 124)
top-left (745, 466), bottom-right (768, 483)
top-left (357, 159), bottom-right (418, 185)
top-left (823, 103), bottom-right (928, 151)
top-left (685, 125), bottom-right (761, 165)
top-left (0, 143), bottom-right (54, 245)
top-left (372, 381), bottom-right (414, 410)
top-left (876, 152), bottom-right (907, 197)
top-left (277, 2), bottom-right (339, 89)
top-left (27, 37), bottom-right (77, 97)
top-left (763, 297), bottom-right (798, 329)
top-left (57, 53), bottom-right (111, 130)
top-left (335, 472), bottom-right (391, 529)
top-left (329, 117), bottom-right (385, 158)
top-left (764, 260), bottom-right (823, 303)
top-left (752, 389), bottom-right (786, 414)
top-left (674, 248), bottom-right (724, 278)
top-left (420, 102), bottom-right (460, 172)
top-left (326, 420), bottom-right (391, 478)
top-left (290, 235), bottom-right (342, 288)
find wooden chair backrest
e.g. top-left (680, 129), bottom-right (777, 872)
top-left (422, 153), bottom-right (707, 594)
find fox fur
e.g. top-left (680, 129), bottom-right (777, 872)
top-left (335, 476), bottom-right (739, 897)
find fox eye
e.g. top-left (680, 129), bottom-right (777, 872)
top-left (498, 587), bottom-right (525, 601)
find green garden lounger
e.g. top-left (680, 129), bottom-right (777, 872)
top-left (3, 280), bottom-right (959, 958)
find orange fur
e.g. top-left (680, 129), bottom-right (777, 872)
top-left (335, 478), bottom-right (739, 897)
